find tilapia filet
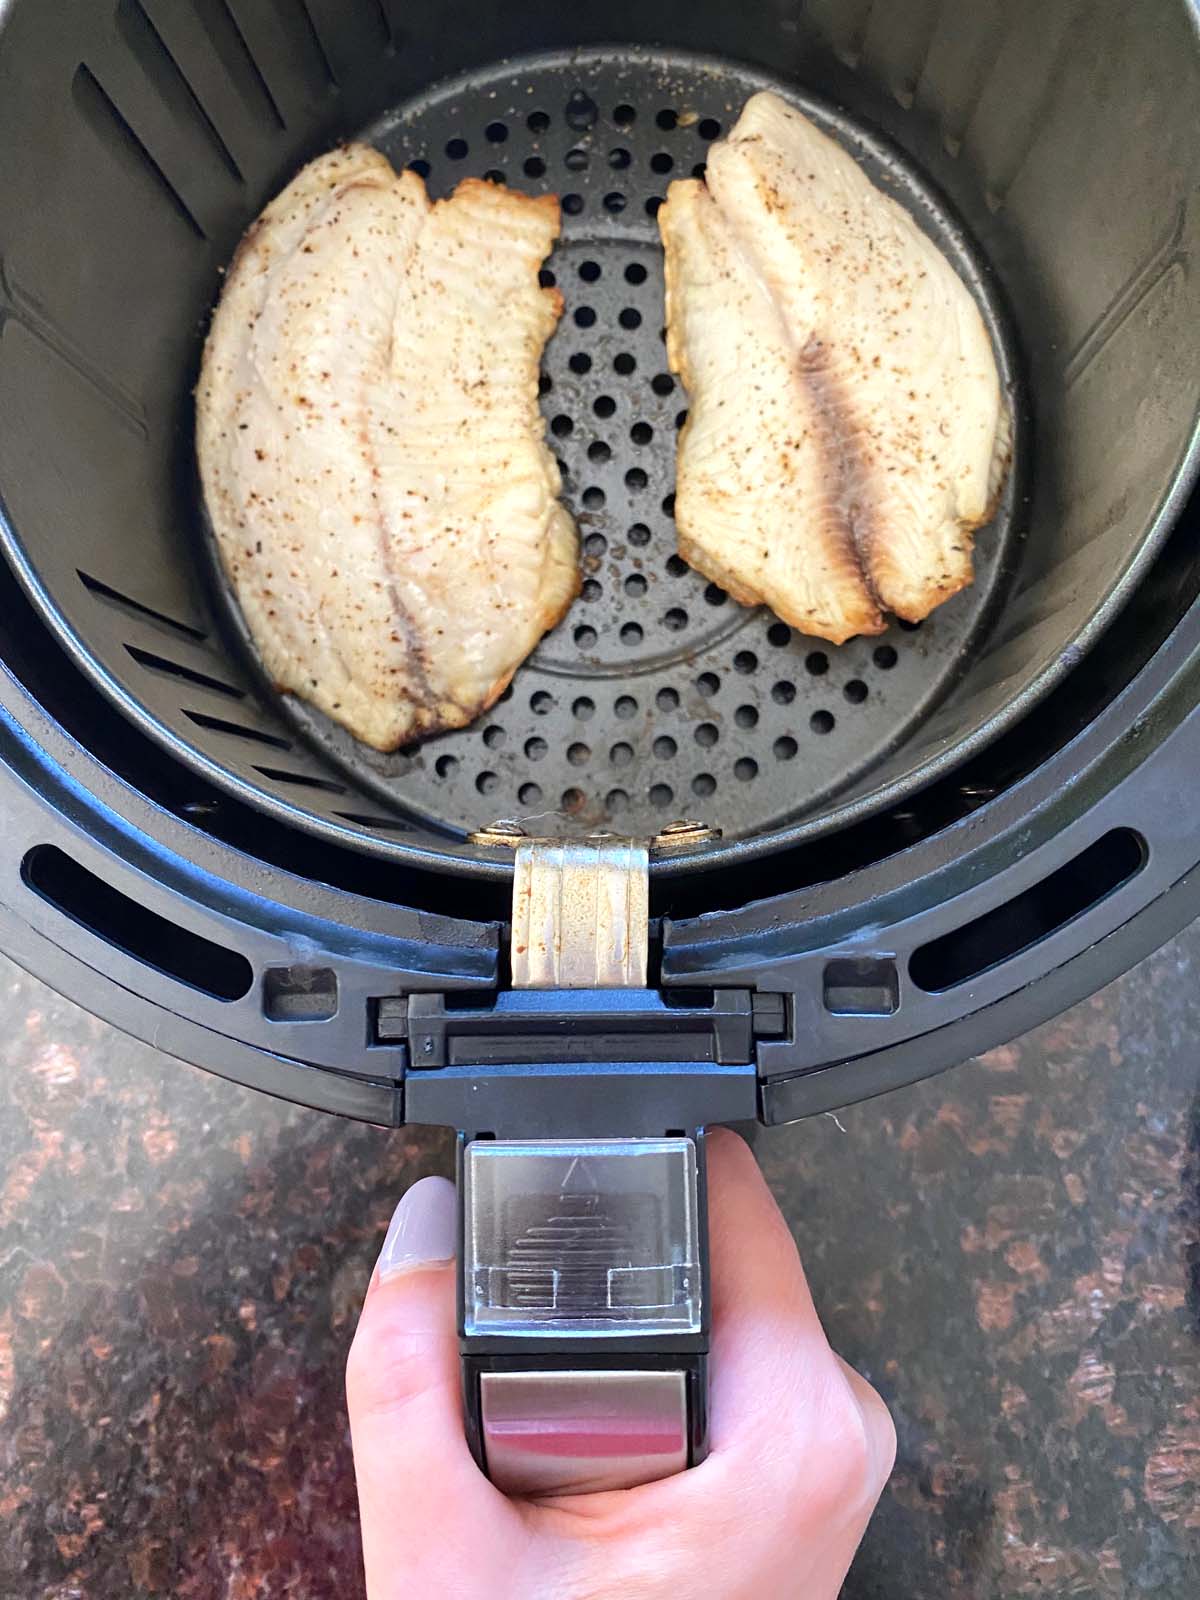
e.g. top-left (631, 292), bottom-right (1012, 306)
top-left (198, 146), bottom-right (578, 751)
top-left (660, 92), bottom-right (1009, 643)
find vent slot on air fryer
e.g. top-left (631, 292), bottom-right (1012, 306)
top-left (909, 829), bottom-right (1146, 993)
top-left (22, 845), bottom-right (252, 1001)
top-left (823, 958), bottom-right (900, 1015)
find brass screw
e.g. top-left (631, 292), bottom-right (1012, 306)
top-left (468, 819), bottom-right (528, 848)
top-left (652, 819), bottom-right (722, 852)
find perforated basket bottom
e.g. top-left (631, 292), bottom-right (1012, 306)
top-left (222, 49), bottom-right (1023, 843)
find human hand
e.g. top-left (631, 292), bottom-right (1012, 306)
top-left (347, 1129), bottom-right (895, 1599)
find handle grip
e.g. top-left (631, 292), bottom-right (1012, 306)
top-left (457, 1134), bottom-right (710, 1495)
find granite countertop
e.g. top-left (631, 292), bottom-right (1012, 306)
top-left (1, 927), bottom-right (1198, 1597)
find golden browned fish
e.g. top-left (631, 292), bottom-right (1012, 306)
top-left (198, 146), bottom-right (578, 751)
top-left (660, 92), bottom-right (1009, 641)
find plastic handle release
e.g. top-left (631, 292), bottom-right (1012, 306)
top-left (459, 1135), bottom-right (709, 1495)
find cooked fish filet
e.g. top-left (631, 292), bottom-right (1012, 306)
top-left (661, 91), bottom-right (1009, 638)
top-left (197, 146), bottom-right (578, 751)
top-left (661, 179), bottom-right (883, 643)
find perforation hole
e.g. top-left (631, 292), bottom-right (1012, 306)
top-left (629, 522), bottom-right (651, 546)
top-left (604, 192), bottom-right (627, 213)
top-left (485, 120), bottom-right (508, 143)
top-left (476, 770), bottom-right (498, 794)
top-left (631, 421), bottom-right (653, 445)
top-left (666, 554), bottom-right (688, 578)
top-left (531, 691), bottom-right (555, 714)
top-left (613, 104), bottom-right (636, 127)
top-left (768, 622), bottom-right (792, 647)
top-left (539, 268), bottom-right (556, 288)
top-left (844, 679), bottom-right (869, 704)
top-left (575, 305), bottom-right (596, 328)
top-left (653, 736), bottom-right (677, 759)
top-left (518, 782), bottom-right (542, 807)
top-left (805, 651), bottom-right (829, 676)
top-left (735, 704), bottom-right (758, 729)
top-left (445, 137), bottom-right (468, 160)
top-left (593, 394), bottom-right (616, 417)
top-left (652, 373), bottom-right (675, 396)
top-left (697, 672), bottom-right (720, 696)
top-left (621, 621), bottom-right (644, 645)
top-left (614, 353), bottom-right (637, 375)
top-left (695, 723), bottom-right (719, 748)
top-left (435, 754), bottom-right (458, 778)
top-left (662, 493), bottom-right (676, 517)
top-left (649, 782), bottom-right (674, 807)
top-left (565, 146), bottom-right (589, 171)
top-left (625, 262), bottom-right (647, 284)
top-left (619, 307), bottom-right (642, 329)
top-left (734, 651), bottom-right (758, 674)
top-left (609, 146), bottom-right (632, 168)
top-left (657, 108), bottom-right (678, 130)
top-left (573, 696), bottom-right (595, 720)
top-left (698, 118), bottom-right (721, 140)
top-left (562, 787), bottom-right (585, 811)
top-left (482, 724), bottom-right (505, 749)
top-left (527, 110), bottom-right (551, 133)
top-left (585, 532), bottom-right (607, 557)
top-left (574, 623), bottom-right (597, 648)
top-left (645, 196), bottom-right (664, 217)
top-left (664, 607), bottom-right (688, 631)
top-left (704, 583), bottom-right (727, 607)
top-left (588, 441), bottom-right (612, 464)
top-left (570, 352), bottom-right (592, 374)
top-left (607, 788), bottom-right (630, 812)
top-left (874, 644), bottom-right (898, 670)
top-left (525, 736), bottom-right (547, 760)
top-left (407, 158), bottom-right (431, 178)
top-left (551, 414), bottom-right (574, 438)
top-left (610, 741), bottom-right (634, 767)
top-left (524, 155), bottom-right (546, 178)
top-left (563, 193), bottom-right (584, 215)
top-left (567, 742), bottom-right (590, 766)
top-left (625, 467), bottom-right (648, 490)
top-left (581, 578), bottom-right (602, 601)
top-left (651, 151), bottom-right (674, 174)
top-left (656, 687), bottom-right (680, 711)
top-left (566, 91), bottom-right (598, 131)
top-left (734, 758), bottom-right (758, 782)
top-left (624, 573), bottom-right (648, 598)
top-left (615, 695), bottom-right (638, 719)
top-left (774, 736), bottom-right (798, 761)
top-left (772, 680), bottom-right (796, 705)
top-left (811, 710), bottom-right (836, 735)
top-left (692, 773), bottom-right (716, 797)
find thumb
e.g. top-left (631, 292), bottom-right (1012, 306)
top-left (347, 1177), bottom-right (524, 1595)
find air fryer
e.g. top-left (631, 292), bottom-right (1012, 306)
top-left (0, 0), bottom-right (1198, 1494)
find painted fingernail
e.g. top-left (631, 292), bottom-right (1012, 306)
top-left (377, 1176), bottom-right (457, 1281)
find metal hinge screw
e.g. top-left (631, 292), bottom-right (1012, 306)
top-left (652, 819), bottom-right (722, 853)
top-left (469, 819), bottom-right (528, 848)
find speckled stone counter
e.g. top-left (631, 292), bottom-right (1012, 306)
top-left (1, 926), bottom-right (1198, 1597)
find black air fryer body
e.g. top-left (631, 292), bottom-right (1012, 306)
top-left (2, 0), bottom-right (1199, 1492)
top-left (0, 0), bottom-right (1197, 1127)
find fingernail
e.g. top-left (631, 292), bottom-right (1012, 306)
top-left (377, 1176), bottom-right (457, 1281)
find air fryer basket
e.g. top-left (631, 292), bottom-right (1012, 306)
top-left (1, 0), bottom-right (1198, 877)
